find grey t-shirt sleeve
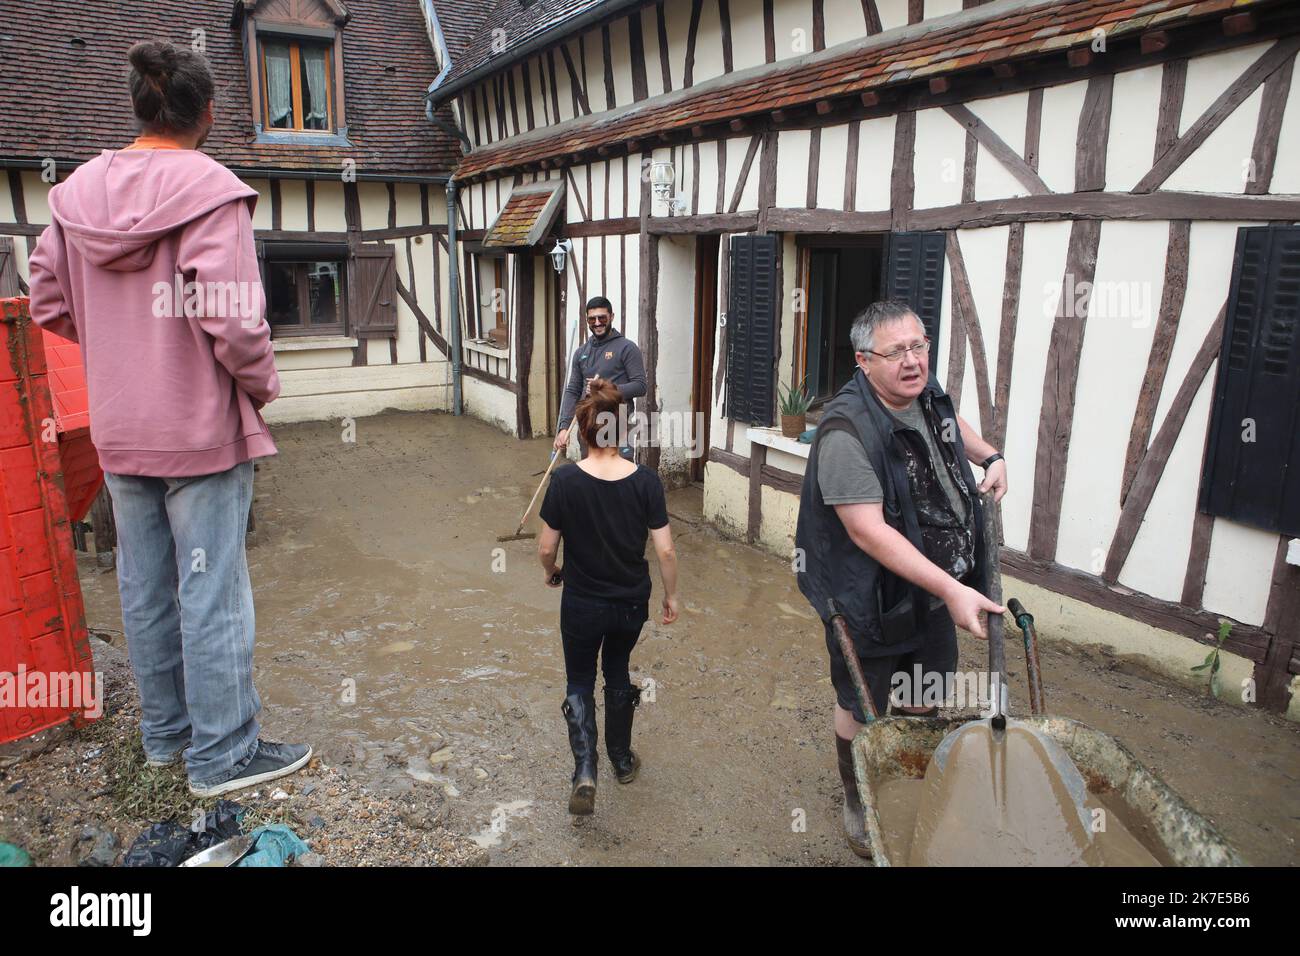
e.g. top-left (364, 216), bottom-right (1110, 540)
top-left (816, 429), bottom-right (884, 505)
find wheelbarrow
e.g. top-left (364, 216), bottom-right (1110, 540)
top-left (828, 494), bottom-right (1242, 867)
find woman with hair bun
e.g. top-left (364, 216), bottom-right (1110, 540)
top-left (537, 378), bottom-right (679, 815)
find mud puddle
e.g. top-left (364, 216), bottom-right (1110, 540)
top-left (74, 411), bottom-right (1300, 866)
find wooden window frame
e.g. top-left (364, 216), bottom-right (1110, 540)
top-left (260, 37), bottom-right (335, 133)
top-left (469, 249), bottom-right (511, 347)
top-left (262, 256), bottom-right (348, 338)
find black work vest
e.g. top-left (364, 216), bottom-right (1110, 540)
top-left (795, 369), bottom-right (987, 657)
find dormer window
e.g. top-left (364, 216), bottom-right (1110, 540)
top-left (261, 39), bottom-right (334, 131)
top-left (237, 0), bottom-right (351, 145)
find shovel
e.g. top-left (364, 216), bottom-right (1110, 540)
top-left (497, 451), bottom-right (560, 542)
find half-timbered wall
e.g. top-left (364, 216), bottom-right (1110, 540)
top-left (449, 17), bottom-right (1300, 713)
top-left (0, 170), bottom-right (455, 424)
top-left (454, 0), bottom-right (983, 150)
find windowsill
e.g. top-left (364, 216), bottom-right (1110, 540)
top-left (253, 128), bottom-right (352, 148)
top-left (273, 335), bottom-right (358, 352)
top-left (746, 426), bottom-right (811, 460)
top-left (464, 338), bottom-right (510, 359)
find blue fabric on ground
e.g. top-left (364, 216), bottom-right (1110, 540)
top-left (235, 824), bottom-right (309, 867)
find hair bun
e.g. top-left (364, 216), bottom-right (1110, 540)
top-left (128, 40), bottom-right (176, 79)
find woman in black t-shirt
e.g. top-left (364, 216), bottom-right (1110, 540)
top-left (538, 378), bottom-right (679, 816)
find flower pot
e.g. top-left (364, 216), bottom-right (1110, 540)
top-left (780, 413), bottom-right (806, 439)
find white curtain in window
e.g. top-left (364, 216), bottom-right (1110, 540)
top-left (302, 46), bottom-right (329, 129)
top-left (265, 43), bottom-right (292, 127)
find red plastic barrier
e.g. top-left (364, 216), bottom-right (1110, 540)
top-left (0, 298), bottom-right (97, 744)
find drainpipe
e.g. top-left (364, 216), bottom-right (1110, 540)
top-left (447, 181), bottom-right (463, 416)
top-left (422, 0), bottom-right (463, 415)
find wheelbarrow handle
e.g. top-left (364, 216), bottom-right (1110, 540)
top-left (827, 599), bottom-right (880, 722)
top-left (982, 491), bottom-right (1008, 729)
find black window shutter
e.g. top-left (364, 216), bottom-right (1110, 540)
top-left (350, 244), bottom-right (398, 339)
top-left (726, 234), bottom-right (778, 426)
top-left (884, 231), bottom-right (946, 361)
top-left (1199, 225), bottom-right (1300, 536)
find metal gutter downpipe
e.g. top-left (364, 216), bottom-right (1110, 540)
top-left (447, 180), bottom-right (463, 416)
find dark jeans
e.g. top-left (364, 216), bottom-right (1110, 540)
top-left (560, 591), bottom-right (649, 695)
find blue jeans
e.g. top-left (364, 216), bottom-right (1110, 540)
top-left (104, 461), bottom-right (261, 786)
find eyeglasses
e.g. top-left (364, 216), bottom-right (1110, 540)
top-left (586, 314), bottom-right (610, 324)
top-left (866, 338), bottom-right (930, 363)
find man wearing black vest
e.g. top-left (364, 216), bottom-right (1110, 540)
top-left (795, 300), bottom-right (1008, 858)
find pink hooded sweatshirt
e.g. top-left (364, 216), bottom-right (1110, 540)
top-left (28, 148), bottom-right (279, 477)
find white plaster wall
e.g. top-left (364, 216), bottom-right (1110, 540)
top-left (1105, 63), bottom-right (1163, 193)
top-left (775, 129), bottom-right (811, 208)
top-left (855, 114), bottom-right (896, 211)
top-left (692, 0), bottom-right (725, 85)
top-left (703, 459), bottom-right (749, 539)
top-left (357, 182), bottom-right (389, 230)
top-left (462, 371), bottom-right (518, 433)
top-left (314, 181), bottom-right (347, 231)
top-left (998, 220), bottom-right (1074, 552)
top-left (263, 361), bottom-right (451, 424)
top-left (1270, 65), bottom-right (1300, 194)
top-left (970, 92), bottom-right (1032, 201)
top-left (1055, 221), bottom-right (1168, 577)
top-left (655, 235), bottom-right (697, 482)
top-left (927, 0), bottom-right (964, 18)
top-left (694, 139), bottom-right (720, 215)
top-left (1036, 79), bottom-right (1089, 194)
top-left (949, 225), bottom-right (1011, 438)
top-left (278, 180), bottom-right (309, 230)
top-left (247, 179), bottom-right (274, 230)
top-left (609, 18), bottom-right (635, 108)
top-left (641, 7), bottom-right (668, 100)
top-left (662, 0), bottom-right (692, 93)
top-left (824, 0), bottom-right (865, 47)
top-left (622, 234), bottom-right (641, 345)
top-left (816, 124), bottom-right (849, 210)
top-left (729, 0), bottom-right (768, 73)
top-left (772, 0), bottom-right (815, 60)
top-left (912, 107), bottom-right (965, 209)
top-left (0, 171), bottom-right (16, 221)
top-left (1201, 519), bottom-right (1277, 626)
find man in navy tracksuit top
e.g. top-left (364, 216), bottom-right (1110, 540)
top-left (554, 296), bottom-right (648, 460)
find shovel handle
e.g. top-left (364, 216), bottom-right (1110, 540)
top-left (513, 451), bottom-right (560, 536)
top-left (827, 599), bottom-right (880, 722)
top-left (982, 491), bottom-right (1008, 727)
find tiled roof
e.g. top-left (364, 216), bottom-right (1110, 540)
top-left (0, 0), bottom-right (461, 177)
top-left (438, 0), bottom-right (620, 90)
top-left (453, 0), bottom-right (1287, 180)
top-left (431, 0), bottom-right (498, 62)
top-left (482, 181), bottom-right (565, 245)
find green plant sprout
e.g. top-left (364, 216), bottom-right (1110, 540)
top-left (1190, 618), bottom-right (1231, 699)
top-left (779, 378), bottom-right (813, 416)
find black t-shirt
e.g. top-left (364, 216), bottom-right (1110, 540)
top-left (539, 462), bottom-right (669, 603)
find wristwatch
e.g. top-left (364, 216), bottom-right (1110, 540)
top-left (981, 453), bottom-right (1004, 470)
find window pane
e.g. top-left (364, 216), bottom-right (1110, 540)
top-left (307, 261), bottom-right (342, 327)
top-left (300, 45), bottom-right (330, 130)
top-left (264, 42), bottom-right (293, 129)
top-left (266, 261), bottom-right (300, 327)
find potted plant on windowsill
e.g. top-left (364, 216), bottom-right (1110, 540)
top-left (779, 378), bottom-right (813, 439)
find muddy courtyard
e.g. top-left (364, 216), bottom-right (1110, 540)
top-left (68, 411), bottom-right (1299, 866)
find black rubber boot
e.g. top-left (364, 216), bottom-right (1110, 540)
top-left (604, 686), bottom-right (642, 784)
top-left (561, 692), bottom-right (598, 814)
top-left (836, 735), bottom-right (872, 859)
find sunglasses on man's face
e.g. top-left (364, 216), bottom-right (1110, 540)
top-left (586, 313), bottom-right (611, 324)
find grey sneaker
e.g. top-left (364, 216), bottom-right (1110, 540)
top-left (188, 740), bottom-right (313, 798)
